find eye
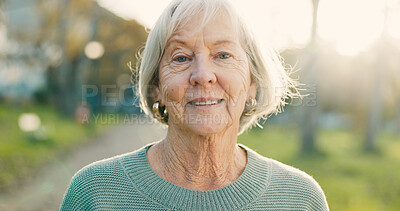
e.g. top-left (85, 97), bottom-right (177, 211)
top-left (175, 56), bottom-right (188, 63)
top-left (218, 53), bottom-right (231, 59)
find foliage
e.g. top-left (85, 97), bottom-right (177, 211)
top-left (238, 126), bottom-right (400, 211)
top-left (0, 105), bottom-right (106, 192)
top-left (34, 0), bottom-right (148, 115)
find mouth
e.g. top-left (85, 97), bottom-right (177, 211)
top-left (188, 98), bottom-right (224, 106)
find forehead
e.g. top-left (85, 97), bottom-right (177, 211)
top-left (167, 11), bottom-right (240, 46)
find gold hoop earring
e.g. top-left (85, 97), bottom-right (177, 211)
top-left (243, 98), bottom-right (257, 116)
top-left (152, 101), bottom-right (168, 120)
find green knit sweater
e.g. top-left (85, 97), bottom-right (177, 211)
top-left (60, 143), bottom-right (329, 210)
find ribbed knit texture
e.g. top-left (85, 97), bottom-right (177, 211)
top-left (60, 143), bottom-right (329, 210)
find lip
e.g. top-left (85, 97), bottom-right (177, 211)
top-left (186, 97), bottom-right (224, 108)
top-left (189, 97), bottom-right (221, 103)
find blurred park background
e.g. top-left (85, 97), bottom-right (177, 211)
top-left (0, 0), bottom-right (399, 210)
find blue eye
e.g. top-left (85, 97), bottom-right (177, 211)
top-left (218, 53), bottom-right (231, 59)
top-left (175, 56), bottom-right (188, 62)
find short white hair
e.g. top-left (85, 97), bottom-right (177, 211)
top-left (137, 0), bottom-right (299, 134)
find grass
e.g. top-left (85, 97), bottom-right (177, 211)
top-left (238, 126), bottom-right (400, 211)
top-left (0, 104), bottom-right (106, 192)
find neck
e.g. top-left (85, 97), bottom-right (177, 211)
top-left (147, 125), bottom-right (247, 191)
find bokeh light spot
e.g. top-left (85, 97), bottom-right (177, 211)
top-left (18, 113), bottom-right (41, 132)
top-left (84, 41), bottom-right (105, 59)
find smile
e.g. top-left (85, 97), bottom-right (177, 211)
top-left (188, 98), bottom-right (223, 106)
top-left (189, 99), bottom-right (223, 106)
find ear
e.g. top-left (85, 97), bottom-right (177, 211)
top-left (248, 82), bottom-right (257, 99)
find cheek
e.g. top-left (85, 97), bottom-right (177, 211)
top-left (216, 53), bottom-right (251, 95)
top-left (217, 67), bottom-right (251, 98)
top-left (167, 82), bottom-right (187, 102)
top-left (159, 71), bottom-right (189, 102)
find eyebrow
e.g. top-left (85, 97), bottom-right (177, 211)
top-left (165, 39), bottom-right (187, 50)
top-left (212, 40), bottom-right (235, 46)
top-left (165, 39), bottom-right (236, 50)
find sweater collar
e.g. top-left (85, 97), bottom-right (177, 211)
top-left (120, 143), bottom-right (271, 210)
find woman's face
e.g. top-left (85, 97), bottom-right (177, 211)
top-left (157, 12), bottom-right (256, 135)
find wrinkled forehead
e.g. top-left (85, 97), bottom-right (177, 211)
top-left (182, 11), bottom-right (236, 31)
top-left (169, 12), bottom-right (240, 44)
top-left (167, 4), bottom-right (241, 42)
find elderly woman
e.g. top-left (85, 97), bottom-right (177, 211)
top-left (61, 0), bottom-right (329, 210)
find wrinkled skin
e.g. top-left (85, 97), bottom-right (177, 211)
top-left (157, 13), bottom-right (256, 135)
top-left (147, 12), bottom-right (257, 191)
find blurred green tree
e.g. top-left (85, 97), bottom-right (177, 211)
top-left (364, 1), bottom-right (400, 150)
top-left (299, 0), bottom-right (320, 154)
top-left (36, 0), bottom-right (147, 116)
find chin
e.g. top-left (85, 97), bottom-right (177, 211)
top-left (188, 124), bottom-right (224, 136)
top-left (182, 115), bottom-right (233, 136)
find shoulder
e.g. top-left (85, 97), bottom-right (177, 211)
top-left (269, 159), bottom-right (329, 209)
top-left (268, 158), bottom-right (325, 194)
top-left (65, 145), bottom-right (148, 188)
top-left (241, 145), bottom-right (329, 210)
top-left (69, 143), bottom-right (151, 182)
top-left (242, 145), bottom-right (324, 191)
top-left (60, 146), bottom-right (149, 210)
top-left (70, 154), bottom-right (126, 183)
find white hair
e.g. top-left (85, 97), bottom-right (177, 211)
top-left (136, 0), bottom-right (299, 134)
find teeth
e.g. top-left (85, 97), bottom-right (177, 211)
top-left (192, 100), bottom-right (220, 106)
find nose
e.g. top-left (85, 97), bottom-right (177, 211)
top-left (189, 56), bottom-right (217, 87)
